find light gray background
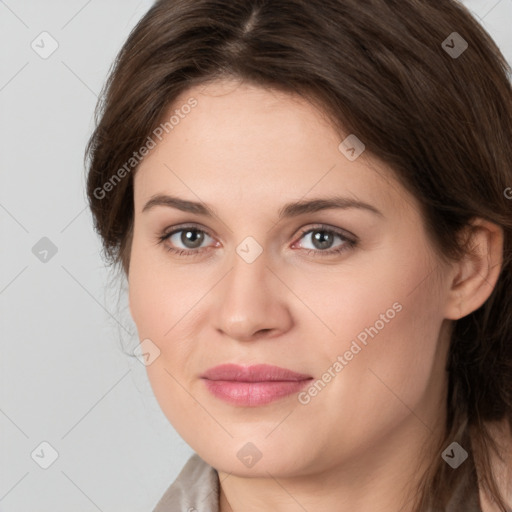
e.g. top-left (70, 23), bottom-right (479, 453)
top-left (0, 1), bottom-right (511, 511)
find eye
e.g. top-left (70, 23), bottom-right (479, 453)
top-left (157, 223), bottom-right (357, 258)
top-left (157, 225), bottom-right (216, 257)
top-left (293, 225), bottom-right (357, 256)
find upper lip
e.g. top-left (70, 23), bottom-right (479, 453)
top-left (200, 364), bottom-right (312, 382)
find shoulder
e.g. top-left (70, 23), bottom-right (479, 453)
top-left (152, 453), bottom-right (220, 512)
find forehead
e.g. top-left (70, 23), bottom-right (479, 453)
top-left (134, 79), bottom-right (417, 219)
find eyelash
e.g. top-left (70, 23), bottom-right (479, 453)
top-left (156, 223), bottom-right (357, 258)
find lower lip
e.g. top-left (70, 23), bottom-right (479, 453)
top-left (202, 379), bottom-right (312, 406)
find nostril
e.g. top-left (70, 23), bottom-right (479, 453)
top-left (256, 328), bottom-right (273, 336)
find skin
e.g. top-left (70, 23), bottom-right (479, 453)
top-left (128, 79), bottom-right (503, 512)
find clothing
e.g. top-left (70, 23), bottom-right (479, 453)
top-left (153, 453), bottom-right (219, 512)
top-left (152, 453), bottom-right (482, 512)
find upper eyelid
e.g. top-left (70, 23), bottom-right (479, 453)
top-left (163, 223), bottom-right (214, 239)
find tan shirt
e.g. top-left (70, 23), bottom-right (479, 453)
top-left (152, 453), bottom-right (482, 512)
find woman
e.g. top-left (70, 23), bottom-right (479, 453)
top-left (85, 0), bottom-right (512, 510)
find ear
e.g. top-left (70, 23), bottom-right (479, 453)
top-left (444, 218), bottom-right (504, 320)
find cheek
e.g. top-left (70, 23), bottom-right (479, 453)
top-left (128, 236), bottom-right (211, 389)
top-left (128, 233), bottom-right (197, 338)
top-left (128, 242), bottom-right (206, 437)
top-left (286, 268), bottom-right (447, 466)
top-left (317, 248), bottom-right (447, 427)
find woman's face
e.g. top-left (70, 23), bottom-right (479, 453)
top-left (129, 79), bottom-right (456, 477)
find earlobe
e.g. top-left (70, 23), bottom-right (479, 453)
top-left (444, 219), bottom-right (504, 321)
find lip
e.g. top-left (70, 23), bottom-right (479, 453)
top-left (200, 364), bottom-right (313, 407)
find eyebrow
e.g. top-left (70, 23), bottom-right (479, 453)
top-left (142, 194), bottom-right (384, 219)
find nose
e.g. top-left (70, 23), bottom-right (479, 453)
top-left (213, 246), bottom-right (293, 342)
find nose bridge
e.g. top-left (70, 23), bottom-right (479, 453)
top-left (213, 239), bottom-right (291, 339)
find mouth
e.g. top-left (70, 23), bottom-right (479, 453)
top-left (200, 363), bottom-right (313, 407)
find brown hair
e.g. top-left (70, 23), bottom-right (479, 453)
top-left (85, 0), bottom-right (512, 509)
